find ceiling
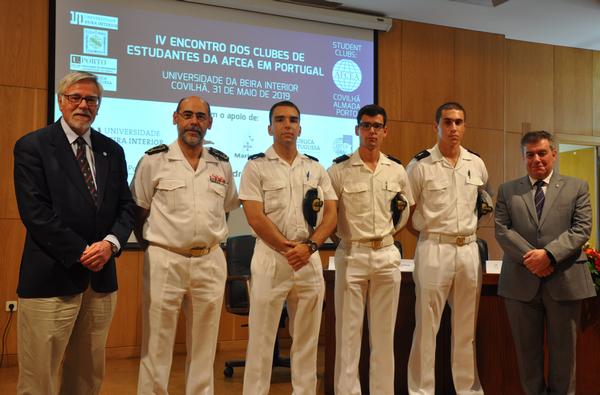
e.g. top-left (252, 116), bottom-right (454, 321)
top-left (339, 0), bottom-right (600, 50)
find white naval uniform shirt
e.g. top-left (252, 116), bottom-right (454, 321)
top-left (131, 141), bottom-right (239, 249)
top-left (327, 150), bottom-right (414, 241)
top-left (238, 146), bottom-right (337, 243)
top-left (407, 144), bottom-right (488, 235)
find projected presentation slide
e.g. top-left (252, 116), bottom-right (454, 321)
top-left (54, 0), bottom-right (375, 183)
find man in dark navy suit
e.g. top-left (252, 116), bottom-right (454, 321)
top-left (13, 71), bottom-right (135, 395)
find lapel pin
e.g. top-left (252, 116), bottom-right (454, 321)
top-left (102, 152), bottom-right (107, 156)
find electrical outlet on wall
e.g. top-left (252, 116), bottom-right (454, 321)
top-left (5, 301), bottom-right (17, 312)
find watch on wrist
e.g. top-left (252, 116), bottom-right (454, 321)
top-left (306, 239), bottom-right (319, 254)
top-left (108, 241), bottom-right (118, 256)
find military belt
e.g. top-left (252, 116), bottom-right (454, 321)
top-left (149, 242), bottom-right (219, 257)
top-left (420, 232), bottom-right (477, 246)
top-left (343, 235), bottom-right (394, 250)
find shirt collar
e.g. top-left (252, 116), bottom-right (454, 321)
top-left (430, 144), bottom-right (473, 165)
top-left (349, 150), bottom-right (391, 166)
top-left (265, 145), bottom-right (307, 164)
top-left (430, 144), bottom-right (444, 162)
top-left (165, 140), bottom-right (185, 160)
top-left (265, 146), bottom-right (280, 160)
top-left (165, 140), bottom-right (218, 163)
top-left (61, 117), bottom-right (92, 147)
top-left (528, 171), bottom-right (553, 187)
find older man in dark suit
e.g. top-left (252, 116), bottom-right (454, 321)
top-left (495, 130), bottom-right (596, 395)
top-left (13, 71), bottom-right (135, 395)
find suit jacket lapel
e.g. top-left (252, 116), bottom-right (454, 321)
top-left (518, 176), bottom-right (539, 224)
top-left (50, 123), bottom-right (96, 208)
top-left (539, 172), bottom-right (563, 227)
top-left (91, 130), bottom-right (109, 210)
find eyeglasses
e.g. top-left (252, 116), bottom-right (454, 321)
top-left (62, 94), bottom-right (100, 107)
top-left (358, 122), bottom-right (384, 131)
top-left (178, 111), bottom-right (210, 121)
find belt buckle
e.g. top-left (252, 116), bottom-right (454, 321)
top-left (455, 236), bottom-right (465, 246)
top-left (371, 239), bottom-right (383, 249)
top-left (190, 247), bottom-right (209, 257)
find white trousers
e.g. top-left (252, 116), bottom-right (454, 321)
top-left (334, 244), bottom-right (402, 395)
top-left (242, 240), bottom-right (325, 395)
top-left (137, 245), bottom-right (226, 395)
top-left (17, 287), bottom-right (116, 395)
top-left (407, 238), bottom-right (483, 395)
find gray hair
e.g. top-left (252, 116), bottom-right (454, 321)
top-left (57, 71), bottom-right (103, 97)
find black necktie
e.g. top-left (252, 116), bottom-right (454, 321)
top-left (75, 137), bottom-right (98, 204)
top-left (534, 180), bottom-right (545, 219)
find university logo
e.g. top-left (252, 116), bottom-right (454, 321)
top-left (332, 59), bottom-right (362, 93)
top-left (333, 135), bottom-right (353, 155)
top-left (83, 28), bottom-right (108, 56)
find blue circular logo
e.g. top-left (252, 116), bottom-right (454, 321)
top-left (332, 59), bottom-right (362, 92)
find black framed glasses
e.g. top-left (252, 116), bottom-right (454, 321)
top-left (178, 111), bottom-right (209, 121)
top-left (358, 122), bottom-right (385, 131)
top-left (62, 94), bottom-right (100, 107)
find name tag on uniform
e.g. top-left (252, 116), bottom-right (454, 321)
top-left (486, 260), bottom-right (502, 274)
top-left (400, 259), bottom-right (414, 272)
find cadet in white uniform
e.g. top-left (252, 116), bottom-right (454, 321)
top-left (240, 101), bottom-right (337, 395)
top-left (328, 104), bottom-right (414, 395)
top-left (131, 96), bottom-right (239, 395)
top-left (407, 102), bottom-right (487, 395)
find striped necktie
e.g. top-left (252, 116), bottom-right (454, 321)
top-left (534, 180), bottom-right (545, 219)
top-left (75, 137), bottom-right (98, 205)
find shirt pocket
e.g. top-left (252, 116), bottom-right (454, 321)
top-left (425, 178), bottom-right (449, 208)
top-left (263, 180), bottom-right (287, 214)
top-left (156, 179), bottom-right (186, 211)
top-left (208, 182), bottom-right (226, 214)
top-left (384, 181), bottom-right (402, 199)
top-left (303, 180), bottom-right (319, 195)
top-left (342, 182), bottom-right (370, 212)
top-left (462, 176), bottom-right (483, 207)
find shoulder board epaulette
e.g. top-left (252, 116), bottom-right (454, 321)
top-left (386, 154), bottom-right (402, 165)
top-left (145, 144), bottom-right (169, 155)
top-left (414, 150), bottom-right (431, 161)
top-left (333, 154), bottom-right (350, 164)
top-left (466, 148), bottom-right (481, 158)
top-left (304, 154), bottom-right (319, 162)
top-left (248, 152), bottom-right (265, 160)
top-left (208, 147), bottom-right (229, 162)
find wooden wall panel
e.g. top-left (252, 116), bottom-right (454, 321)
top-left (462, 128), bottom-right (504, 196)
top-left (477, 226), bottom-right (502, 261)
top-left (593, 51), bottom-right (600, 137)
top-left (106, 251), bottom-right (142, 348)
top-left (383, 120), bottom-right (438, 165)
top-left (0, 86), bottom-right (48, 219)
top-left (454, 29), bottom-right (504, 130)
top-left (401, 21), bottom-right (454, 123)
top-left (505, 40), bottom-right (554, 133)
top-left (0, 0), bottom-right (48, 89)
top-left (504, 131), bottom-right (525, 183)
top-left (554, 46), bottom-right (593, 135)
top-left (0, 220), bottom-right (26, 355)
top-left (378, 20), bottom-right (402, 121)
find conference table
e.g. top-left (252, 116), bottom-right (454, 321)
top-left (322, 269), bottom-right (600, 395)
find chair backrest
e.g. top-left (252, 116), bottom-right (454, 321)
top-left (225, 235), bottom-right (256, 312)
